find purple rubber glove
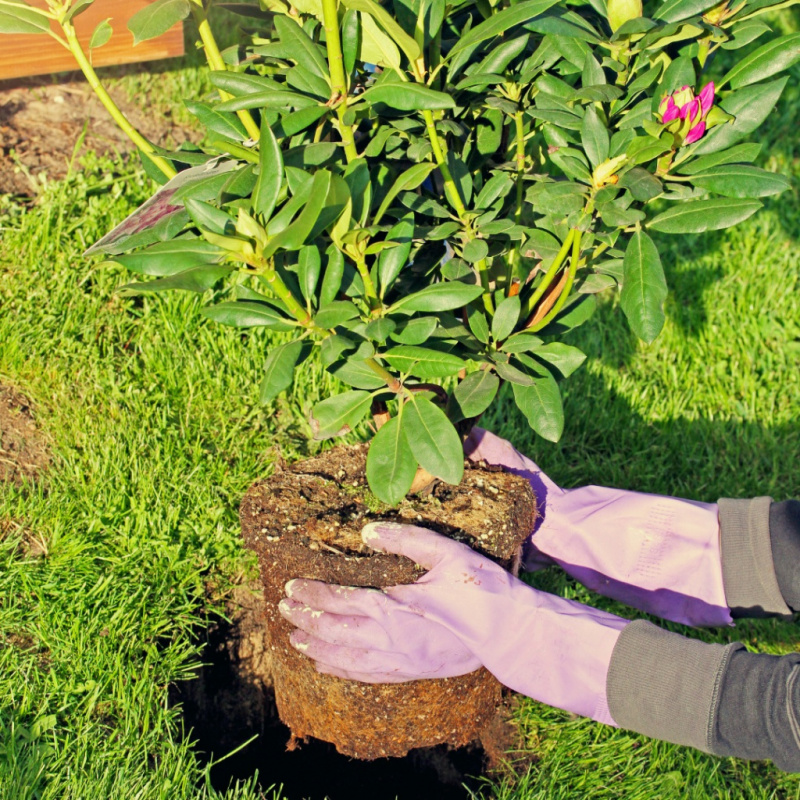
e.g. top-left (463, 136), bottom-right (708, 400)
top-left (464, 428), bottom-right (732, 628)
top-left (280, 522), bottom-right (628, 724)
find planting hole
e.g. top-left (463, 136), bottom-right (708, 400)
top-left (171, 585), bottom-right (495, 798)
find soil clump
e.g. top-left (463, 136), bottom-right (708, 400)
top-left (240, 443), bottom-right (537, 759)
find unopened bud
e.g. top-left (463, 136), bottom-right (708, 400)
top-left (607, 0), bottom-right (643, 32)
top-left (592, 154), bottom-right (628, 189)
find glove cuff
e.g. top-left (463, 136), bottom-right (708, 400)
top-left (718, 497), bottom-right (791, 618)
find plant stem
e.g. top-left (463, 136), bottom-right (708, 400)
top-left (365, 357), bottom-right (403, 393)
top-left (521, 229), bottom-right (575, 321)
top-left (354, 256), bottom-right (380, 311)
top-left (259, 261), bottom-right (311, 325)
top-left (528, 229), bottom-right (582, 332)
top-left (506, 110), bottom-right (527, 285)
top-left (60, 22), bottom-right (176, 180)
top-left (321, 0), bottom-right (358, 163)
top-left (422, 109), bottom-right (493, 313)
top-left (189, 0), bottom-right (261, 142)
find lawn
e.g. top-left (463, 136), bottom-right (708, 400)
top-left (1, 11), bottom-right (799, 799)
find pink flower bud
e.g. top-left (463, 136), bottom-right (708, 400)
top-left (698, 82), bottom-right (715, 115)
top-left (684, 121), bottom-right (706, 144)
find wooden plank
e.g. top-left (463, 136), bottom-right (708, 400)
top-left (0, 0), bottom-right (184, 82)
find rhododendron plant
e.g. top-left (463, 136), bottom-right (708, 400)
top-left (3, 0), bottom-right (796, 504)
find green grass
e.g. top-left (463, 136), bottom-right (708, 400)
top-left (1, 19), bottom-right (800, 800)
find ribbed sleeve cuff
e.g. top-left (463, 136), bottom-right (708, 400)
top-left (607, 620), bottom-right (741, 752)
top-left (718, 497), bottom-right (791, 618)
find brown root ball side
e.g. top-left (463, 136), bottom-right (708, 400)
top-left (240, 444), bottom-right (537, 760)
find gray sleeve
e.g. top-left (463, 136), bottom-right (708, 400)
top-left (769, 500), bottom-right (800, 612)
top-left (606, 620), bottom-right (800, 772)
top-left (718, 497), bottom-right (791, 618)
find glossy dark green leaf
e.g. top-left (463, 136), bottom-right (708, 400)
top-left (620, 230), bottom-right (667, 343)
top-left (466, 306), bottom-right (490, 344)
top-left (119, 265), bottom-right (234, 294)
top-left (390, 316), bottom-right (438, 345)
top-left (329, 358), bottom-right (385, 389)
top-left (383, 346), bottom-right (464, 379)
top-left (342, 9), bottom-right (360, 75)
top-left (362, 83), bottom-right (455, 111)
top-left (492, 296), bottom-right (521, 342)
top-left (648, 198), bottom-right (762, 233)
top-left (392, 282), bottom-right (483, 312)
top-left (298, 245), bottom-right (322, 304)
top-left (691, 165), bottom-right (790, 198)
top-left (320, 248), bottom-right (345, 307)
top-left (495, 360), bottom-right (535, 386)
top-left (462, 239), bottom-right (489, 264)
top-left (364, 318), bottom-right (396, 343)
top-left (501, 332), bottom-right (544, 353)
top-left (184, 199), bottom-right (235, 235)
top-left (340, 0), bottom-right (420, 62)
top-left (111, 236), bottom-right (223, 276)
top-left (512, 374), bottom-right (564, 442)
top-left (378, 215), bottom-right (414, 296)
top-left (675, 143), bottom-right (761, 174)
top-left (252, 121), bottom-right (283, 220)
top-left (209, 72), bottom-right (286, 96)
top-left (215, 92), bottom-right (319, 112)
top-left (618, 167), bottom-right (662, 201)
top-left (539, 293), bottom-right (597, 334)
top-left (314, 301), bottom-right (360, 328)
top-left (366, 415), bottom-right (417, 505)
top-left (529, 343), bottom-right (586, 377)
top-left (374, 163), bottom-right (436, 225)
top-left (454, 370), bottom-right (500, 418)
top-left (653, 0), bottom-right (718, 22)
top-left (260, 340), bottom-right (305, 404)
top-left (184, 101), bottom-right (247, 141)
top-left (202, 301), bottom-right (295, 330)
top-left (450, 0), bottom-right (561, 55)
top-left (310, 390), bottom-right (372, 439)
top-left (404, 397), bottom-right (464, 485)
top-left (691, 78), bottom-right (787, 156)
top-left (720, 33), bottom-right (800, 89)
top-left (127, 0), bottom-right (189, 44)
top-left (274, 14), bottom-right (329, 78)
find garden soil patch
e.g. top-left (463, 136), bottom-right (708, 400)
top-left (0, 385), bottom-right (50, 485)
top-left (240, 443), bottom-right (537, 760)
top-left (173, 581), bottom-right (528, 799)
top-left (0, 76), bottom-right (197, 196)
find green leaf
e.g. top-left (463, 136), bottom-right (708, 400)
top-left (320, 248), bottom-right (345, 307)
top-left (492, 296), bottom-right (521, 342)
top-left (374, 163), bottom-right (436, 225)
top-left (540, 293), bottom-right (597, 335)
top-left (119, 265), bottom-right (234, 295)
top-left (618, 167), bottom-right (662, 201)
top-left (184, 101), bottom-right (247, 142)
top-left (260, 340), bottom-right (305, 404)
top-left (453, 370), bottom-right (500, 418)
top-left (215, 92), bottom-right (319, 112)
top-left (362, 83), bottom-right (455, 111)
top-left (359, 12), bottom-right (401, 69)
top-left (378, 215), bottom-right (414, 296)
top-left (310, 390), bottom-right (372, 439)
top-left (512, 375), bottom-right (564, 442)
top-left (110, 236), bottom-right (223, 276)
top-left (654, 0), bottom-right (718, 23)
top-left (342, 9), bottom-right (360, 75)
top-left (366, 415), bottom-right (417, 505)
top-left (127, 0), bottom-right (189, 45)
top-left (340, 0), bottom-right (421, 62)
top-left (462, 239), bottom-right (489, 264)
top-left (450, 0), bottom-right (561, 55)
top-left (252, 121), bottom-right (283, 220)
top-left (273, 14), bottom-right (329, 78)
top-left (466, 305), bottom-right (490, 344)
top-left (185, 198), bottom-right (234, 236)
top-left (691, 165), bottom-right (790, 198)
top-left (392, 282), bottom-right (483, 312)
top-left (314, 301), bottom-right (360, 328)
top-left (530, 342), bottom-right (586, 377)
top-left (209, 71), bottom-right (285, 96)
top-left (580, 105), bottom-right (609, 170)
top-left (501, 332), bottom-right (544, 353)
top-left (404, 397), bottom-right (463, 484)
top-left (0, 2), bottom-right (50, 33)
top-left (620, 230), bottom-right (667, 343)
top-left (202, 301), bottom-right (296, 330)
top-left (329, 358), bottom-right (385, 389)
top-left (720, 33), bottom-right (800, 89)
top-left (298, 245), bottom-right (322, 304)
top-left (382, 346), bottom-right (464, 379)
top-left (691, 78), bottom-right (788, 156)
top-left (648, 198), bottom-right (762, 233)
top-left (494, 360), bottom-right (535, 386)
top-left (89, 18), bottom-right (113, 49)
top-left (676, 143), bottom-right (762, 174)
top-left (390, 316), bottom-right (438, 345)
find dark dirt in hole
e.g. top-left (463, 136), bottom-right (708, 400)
top-left (0, 75), bottom-right (199, 196)
top-left (0, 385), bottom-right (51, 485)
top-left (239, 444), bottom-right (537, 759)
top-left (172, 583), bottom-right (529, 799)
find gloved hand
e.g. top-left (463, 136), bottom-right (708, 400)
top-left (279, 522), bottom-right (628, 724)
top-left (464, 428), bottom-right (732, 627)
